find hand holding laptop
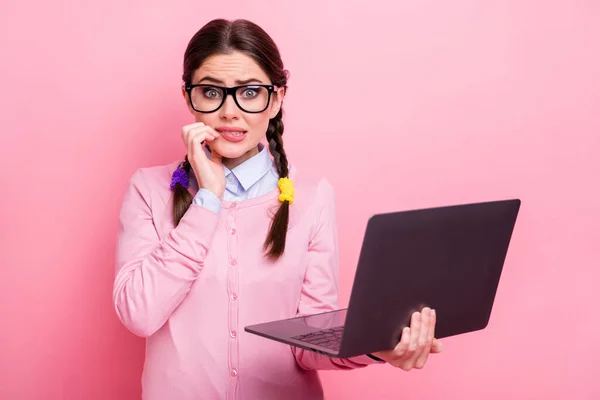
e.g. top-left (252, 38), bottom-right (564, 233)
top-left (371, 306), bottom-right (443, 370)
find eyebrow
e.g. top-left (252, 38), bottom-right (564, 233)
top-left (197, 76), bottom-right (265, 85)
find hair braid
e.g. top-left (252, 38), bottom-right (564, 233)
top-left (263, 109), bottom-right (290, 260)
top-left (172, 156), bottom-right (193, 226)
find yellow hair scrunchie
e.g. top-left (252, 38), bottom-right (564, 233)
top-left (278, 177), bottom-right (294, 204)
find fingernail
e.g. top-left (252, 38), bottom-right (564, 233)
top-left (431, 309), bottom-right (436, 317)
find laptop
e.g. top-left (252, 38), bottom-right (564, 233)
top-left (244, 199), bottom-right (521, 358)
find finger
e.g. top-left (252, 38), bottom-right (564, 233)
top-left (414, 308), bottom-right (434, 368)
top-left (186, 126), bottom-right (219, 146)
top-left (182, 123), bottom-right (220, 147)
top-left (392, 327), bottom-right (411, 359)
top-left (428, 309), bottom-right (437, 348)
top-left (396, 312), bottom-right (421, 369)
top-left (431, 338), bottom-right (443, 354)
top-left (182, 122), bottom-right (206, 133)
top-left (188, 123), bottom-right (219, 137)
top-left (408, 311), bottom-right (421, 354)
top-left (187, 128), bottom-right (219, 156)
top-left (182, 122), bottom-right (205, 142)
top-left (189, 132), bottom-right (213, 169)
top-left (402, 310), bottom-right (428, 370)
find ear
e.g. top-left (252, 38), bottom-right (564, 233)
top-left (182, 84), bottom-right (195, 116)
top-left (268, 87), bottom-right (285, 119)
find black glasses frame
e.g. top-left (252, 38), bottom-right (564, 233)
top-left (184, 83), bottom-right (277, 114)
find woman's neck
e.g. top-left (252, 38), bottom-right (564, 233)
top-left (221, 146), bottom-right (260, 170)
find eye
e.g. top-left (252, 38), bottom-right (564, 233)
top-left (241, 88), bottom-right (258, 98)
top-left (202, 87), bottom-right (222, 99)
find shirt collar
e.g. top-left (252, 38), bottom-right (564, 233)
top-left (202, 142), bottom-right (273, 191)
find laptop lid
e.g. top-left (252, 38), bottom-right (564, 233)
top-left (337, 199), bottom-right (520, 358)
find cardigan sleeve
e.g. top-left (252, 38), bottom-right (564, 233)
top-left (112, 169), bottom-right (220, 337)
top-left (291, 178), bottom-right (384, 370)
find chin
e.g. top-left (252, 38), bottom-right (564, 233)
top-left (211, 141), bottom-right (258, 159)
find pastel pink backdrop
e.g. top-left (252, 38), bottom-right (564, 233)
top-left (1, 1), bottom-right (598, 399)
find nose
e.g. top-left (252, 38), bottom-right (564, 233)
top-left (219, 93), bottom-right (239, 120)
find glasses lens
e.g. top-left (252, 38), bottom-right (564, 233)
top-left (190, 86), bottom-right (224, 112)
top-left (235, 85), bottom-right (269, 112)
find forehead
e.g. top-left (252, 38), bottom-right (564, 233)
top-left (192, 51), bottom-right (270, 84)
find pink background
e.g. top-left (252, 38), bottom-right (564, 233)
top-left (1, 1), bottom-right (598, 399)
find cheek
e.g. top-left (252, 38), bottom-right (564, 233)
top-left (245, 113), bottom-right (271, 136)
top-left (194, 113), bottom-right (219, 125)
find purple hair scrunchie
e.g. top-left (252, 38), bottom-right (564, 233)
top-left (170, 167), bottom-right (190, 190)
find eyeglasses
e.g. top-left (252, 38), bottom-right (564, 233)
top-left (184, 84), bottom-right (278, 113)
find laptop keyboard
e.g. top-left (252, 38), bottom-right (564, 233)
top-left (291, 326), bottom-right (344, 351)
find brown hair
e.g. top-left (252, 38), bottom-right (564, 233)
top-left (174, 19), bottom-right (290, 260)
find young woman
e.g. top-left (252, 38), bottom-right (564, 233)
top-left (113, 18), bottom-right (442, 400)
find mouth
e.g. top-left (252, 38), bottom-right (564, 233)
top-left (216, 127), bottom-right (248, 142)
top-left (218, 131), bottom-right (246, 136)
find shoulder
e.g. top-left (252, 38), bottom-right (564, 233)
top-left (135, 160), bottom-right (180, 188)
top-left (291, 166), bottom-right (336, 208)
top-left (123, 160), bottom-right (181, 206)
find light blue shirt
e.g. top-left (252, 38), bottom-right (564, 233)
top-left (192, 143), bottom-right (281, 214)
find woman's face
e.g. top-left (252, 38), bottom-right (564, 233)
top-left (182, 51), bottom-right (284, 164)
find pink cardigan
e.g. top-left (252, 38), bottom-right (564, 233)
top-left (113, 161), bottom-right (379, 400)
